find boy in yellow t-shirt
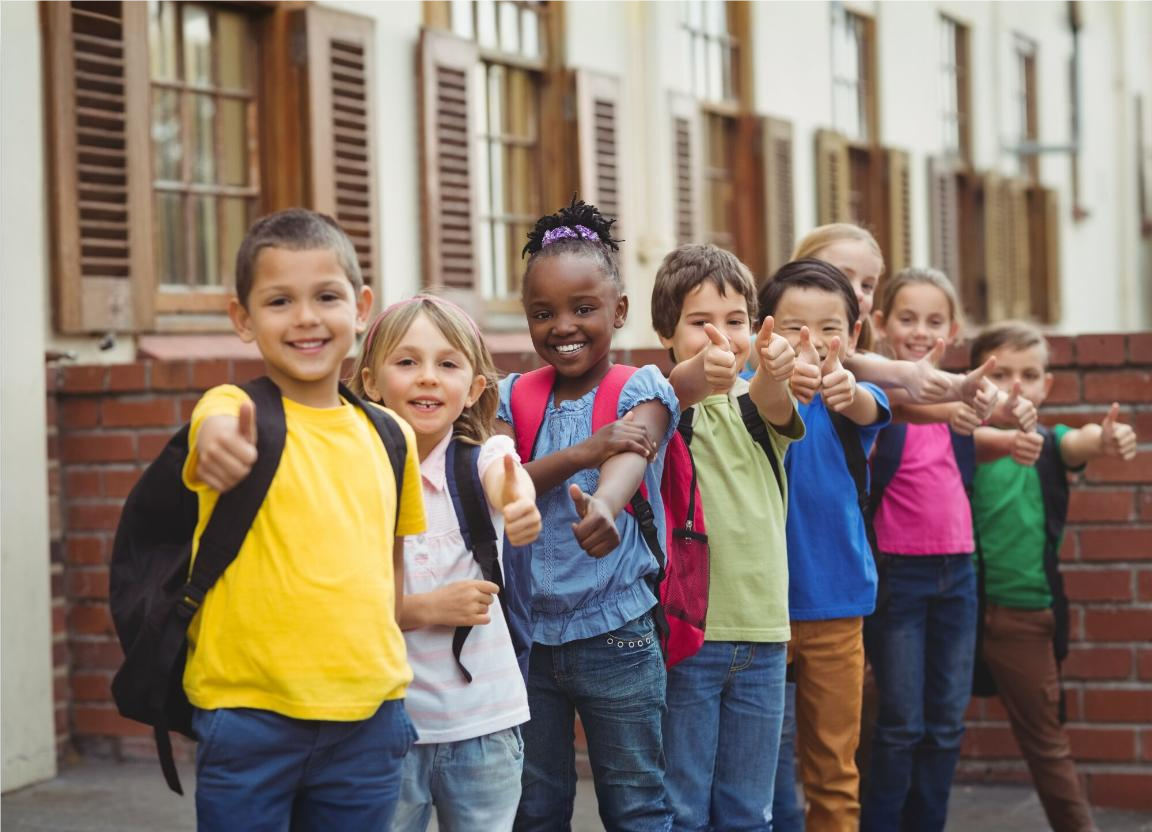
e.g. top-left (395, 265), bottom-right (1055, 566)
top-left (182, 209), bottom-right (425, 830)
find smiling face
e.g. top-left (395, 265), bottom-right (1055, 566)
top-left (362, 311), bottom-right (486, 459)
top-left (983, 343), bottom-right (1053, 407)
top-left (522, 255), bottom-right (627, 398)
top-left (813, 238), bottom-right (883, 317)
top-left (659, 280), bottom-right (752, 367)
top-left (774, 285), bottom-right (858, 362)
top-left (875, 282), bottom-right (959, 362)
top-left (229, 246), bottom-right (371, 408)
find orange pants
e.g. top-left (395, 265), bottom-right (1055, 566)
top-left (788, 617), bottom-right (865, 832)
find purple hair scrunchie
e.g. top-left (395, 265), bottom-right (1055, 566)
top-left (541, 224), bottom-right (600, 248)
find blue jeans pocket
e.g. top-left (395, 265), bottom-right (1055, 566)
top-left (605, 612), bottom-right (657, 652)
top-left (191, 707), bottom-right (226, 776)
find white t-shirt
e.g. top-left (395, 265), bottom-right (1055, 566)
top-left (402, 433), bottom-right (530, 744)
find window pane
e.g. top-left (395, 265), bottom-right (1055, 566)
top-left (220, 197), bottom-right (250, 287)
top-left (190, 93), bottom-right (217, 183)
top-left (708, 1), bottom-right (727, 37)
top-left (521, 8), bottom-right (540, 59)
top-left (216, 11), bottom-right (250, 90)
top-left (505, 145), bottom-right (537, 214)
top-left (189, 196), bottom-right (220, 286)
top-left (502, 67), bottom-right (536, 139)
top-left (499, 1), bottom-right (520, 54)
top-left (152, 88), bottom-right (182, 181)
top-left (476, 0), bottom-right (498, 50)
top-left (182, 5), bottom-right (213, 86)
top-left (708, 39), bottom-right (723, 101)
top-left (487, 64), bottom-right (505, 135)
top-left (149, 0), bottom-right (178, 81)
top-left (220, 98), bottom-right (248, 186)
top-left (451, 0), bottom-right (475, 40)
top-left (155, 192), bottom-right (185, 285)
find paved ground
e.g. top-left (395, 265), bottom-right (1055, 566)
top-left (3, 758), bottom-right (1151, 831)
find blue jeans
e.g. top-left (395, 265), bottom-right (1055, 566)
top-left (192, 699), bottom-right (416, 832)
top-left (770, 680), bottom-right (803, 832)
top-left (515, 612), bottom-right (670, 832)
top-left (393, 726), bottom-right (524, 831)
top-left (663, 640), bottom-right (788, 831)
top-left (860, 554), bottom-right (976, 832)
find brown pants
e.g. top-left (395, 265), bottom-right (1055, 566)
top-left (981, 604), bottom-right (1097, 832)
top-left (790, 617), bottom-right (865, 832)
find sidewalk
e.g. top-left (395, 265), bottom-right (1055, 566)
top-left (3, 758), bottom-right (1150, 831)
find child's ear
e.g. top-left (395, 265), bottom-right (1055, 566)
top-left (361, 366), bottom-right (382, 403)
top-left (846, 320), bottom-right (863, 357)
top-left (614, 293), bottom-right (629, 330)
top-left (1042, 372), bottom-right (1054, 402)
top-left (947, 319), bottom-right (961, 343)
top-left (355, 285), bottom-right (374, 332)
top-left (228, 297), bottom-right (255, 343)
top-left (871, 309), bottom-right (885, 334)
top-left (465, 373), bottom-right (487, 408)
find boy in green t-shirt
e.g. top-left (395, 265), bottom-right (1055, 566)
top-left (969, 321), bottom-right (1136, 832)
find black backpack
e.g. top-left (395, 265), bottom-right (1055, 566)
top-left (109, 377), bottom-right (407, 794)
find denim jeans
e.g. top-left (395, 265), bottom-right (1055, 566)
top-left (770, 681), bottom-right (803, 832)
top-left (393, 726), bottom-right (524, 832)
top-left (860, 554), bottom-right (976, 832)
top-left (515, 612), bottom-right (670, 832)
top-left (192, 699), bottom-right (416, 832)
top-left (663, 640), bottom-right (788, 831)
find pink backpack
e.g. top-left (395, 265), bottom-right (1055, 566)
top-left (509, 364), bottom-right (709, 667)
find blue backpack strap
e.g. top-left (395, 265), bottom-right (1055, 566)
top-left (950, 428), bottom-right (976, 494)
top-left (445, 438), bottom-right (507, 683)
top-left (736, 393), bottom-right (783, 494)
top-left (868, 423), bottom-right (906, 519)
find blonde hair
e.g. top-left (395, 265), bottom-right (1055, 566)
top-left (875, 267), bottom-right (963, 329)
top-left (348, 295), bottom-right (499, 445)
top-left (793, 223), bottom-right (885, 351)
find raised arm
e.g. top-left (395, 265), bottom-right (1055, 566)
top-left (1059, 402), bottom-right (1138, 468)
top-left (747, 316), bottom-right (797, 428)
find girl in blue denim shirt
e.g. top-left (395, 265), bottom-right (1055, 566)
top-left (497, 199), bottom-right (679, 831)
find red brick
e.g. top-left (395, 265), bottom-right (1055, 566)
top-left (1045, 370), bottom-right (1081, 405)
top-left (1083, 370), bottom-right (1152, 404)
top-left (1135, 411), bottom-right (1152, 440)
top-left (1083, 609), bottom-right (1152, 641)
top-left (191, 359), bottom-right (233, 390)
top-left (66, 502), bottom-right (122, 532)
top-left (1058, 532), bottom-right (1077, 563)
top-left (71, 670), bottom-right (112, 702)
top-left (960, 725), bottom-right (1019, 758)
top-left (1064, 686), bottom-right (1083, 721)
top-left (102, 467), bottom-right (141, 498)
top-left (60, 365), bottom-right (107, 393)
top-left (136, 431), bottom-right (174, 461)
top-left (64, 469), bottom-right (102, 498)
top-left (1078, 527), bottom-right (1152, 561)
top-left (1045, 335), bottom-right (1075, 367)
top-left (1087, 771), bottom-right (1152, 811)
top-left (1062, 568), bottom-right (1133, 602)
top-left (51, 604), bottom-right (66, 636)
top-left (179, 395), bottom-right (198, 422)
top-left (69, 604), bottom-right (114, 636)
top-left (1139, 569), bottom-right (1152, 601)
top-left (1139, 649), bottom-right (1152, 681)
top-left (1140, 490), bottom-right (1152, 521)
top-left (69, 638), bottom-right (122, 670)
top-left (45, 395), bottom-right (58, 424)
top-left (151, 361), bottom-right (191, 391)
top-left (1066, 725), bottom-right (1137, 761)
top-left (107, 363), bottom-right (148, 392)
top-left (1067, 489), bottom-right (1136, 523)
top-left (233, 359), bottom-right (266, 382)
top-left (65, 567), bottom-right (109, 599)
top-left (1128, 332), bottom-right (1152, 363)
top-left (102, 398), bottom-right (177, 428)
top-left (1076, 334), bottom-right (1127, 366)
top-left (73, 704), bottom-right (152, 737)
top-left (1082, 688), bottom-right (1152, 722)
top-left (47, 466), bottom-right (61, 496)
top-left (1063, 646), bottom-right (1132, 680)
top-left (54, 704), bottom-right (68, 737)
top-left (59, 399), bottom-right (102, 428)
top-left (983, 695), bottom-right (1010, 721)
top-left (59, 433), bottom-right (136, 464)
top-left (65, 535), bottom-right (107, 565)
top-left (964, 699), bottom-right (984, 721)
top-left (52, 639), bottom-right (69, 669)
top-left (1086, 450), bottom-right (1152, 484)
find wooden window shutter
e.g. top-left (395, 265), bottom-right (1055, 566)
top-left (814, 129), bottom-right (850, 225)
top-left (762, 115), bottom-right (795, 276)
top-left (928, 157), bottom-right (961, 291)
top-left (670, 93), bottom-right (702, 246)
top-left (44, 1), bottom-right (153, 334)
top-left (1028, 186), bottom-right (1061, 323)
top-left (301, 7), bottom-right (379, 288)
top-left (574, 70), bottom-right (623, 230)
top-left (1005, 179), bottom-right (1032, 319)
top-left (885, 148), bottom-right (913, 274)
top-left (982, 172), bottom-right (1011, 322)
top-left (418, 30), bottom-right (479, 292)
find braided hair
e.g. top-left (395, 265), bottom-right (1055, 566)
top-left (521, 197), bottom-right (623, 296)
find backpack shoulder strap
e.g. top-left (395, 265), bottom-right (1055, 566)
top-left (677, 407), bottom-right (696, 446)
top-left (828, 410), bottom-right (869, 516)
top-left (592, 364), bottom-right (639, 431)
top-left (342, 383), bottom-right (407, 532)
top-left (736, 393), bottom-right (783, 495)
top-left (950, 428), bottom-right (976, 494)
top-left (868, 422), bottom-right (907, 518)
top-left (508, 366), bottom-right (557, 462)
top-left (1033, 425), bottom-right (1071, 667)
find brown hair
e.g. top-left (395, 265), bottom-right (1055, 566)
top-left (969, 320), bottom-right (1049, 369)
top-left (651, 244), bottom-right (757, 340)
top-left (875, 266), bottom-right (963, 329)
top-left (348, 295), bottom-right (499, 445)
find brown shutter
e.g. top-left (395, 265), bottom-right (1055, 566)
top-left (928, 156), bottom-right (961, 290)
top-left (301, 7), bottom-right (379, 288)
top-left (1005, 179), bottom-right (1032, 319)
top-left (574, 70), bottom-right (623, 229)
top-left (418, 30), bottom-right (479, 292)
top-left (885, 148), bottom-right (913, 274)
top-left (1028, 186), bottom-right (1061, 323)
top-left (814, 129), bottom-right (850, 225)
top-left (670, 93), bottom-right (702, 246)
top-left (44, 1), bottom-right (153, 334)
top-left (762, 115), bottom-right (795, 275)
top-left (983, 171), bottom-right (1011, 322)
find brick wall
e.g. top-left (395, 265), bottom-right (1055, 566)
top-left (44, 336), bottom-right (1150, 807)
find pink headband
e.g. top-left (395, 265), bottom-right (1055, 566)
top-left (363, 293), bottom-right (482, 348)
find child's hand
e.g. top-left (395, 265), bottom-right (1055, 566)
top-left (819, 337), bottom-right (857, 412)
top-left (1100, 402), bottom-right (1138, 460)
top-left (959, 356), bottom-right (998, 420)
top-left (790, 326), bottom-right (822, 404)
top-left (569, 484), bottom-right (620, 558)
top-left (949, 402), bottom-right (981, 436)
top-left (907, 339), bottom-right (953, 402)
top-left (427, 580), bottom-right (500, 626)
top-left (1005, 381), bottom-right (1038, 433)
top-left (699, 323), bottom-right (739, 394)
top-left (195, 402), bottom-right (258, 493)
top-left (500, 455), bottom-right (542, 546)
top-left (580, 412), bottom-right (657, 467)
top-left (1011, 429), bottom-right (1044, 467)
top-left (756, 316), bottom-right (796, 383)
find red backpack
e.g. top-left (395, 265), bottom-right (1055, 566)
top-left (509, 364), bottom-right (709, 667)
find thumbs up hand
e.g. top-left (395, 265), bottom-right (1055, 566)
top-left (948, 402), bottom-right (982, 436)
top-left (1011, 429), bottom-right (1044, 467)
top-left (790, 326), bottom-right (822, 404)
top-left (961, 356), bottom-right (999, 420)
top-left (904, 339), bottom-right (955, 402)
top-left (196, 400), bottom-right (259, 493)
top-left (819, 337), bottom-right (857, 412)
top-left (756, 316), bottom-right (796, 383)
top-left (569, 483), bottom-right (619, 559)
top-left (1005, 381), bottom-right (1038, 433)
top-left (700, 323), bottom-right (739, 394)
top-left (1100, 402), bottom-right (1137, 460)
top-left (499, 455), bottom-right (541, 546)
